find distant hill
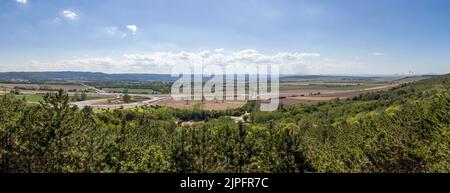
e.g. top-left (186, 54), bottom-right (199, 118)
top-left (0, 71), bottom-right (176, 83)
top-left (0, 71), bottom-right (436, 84)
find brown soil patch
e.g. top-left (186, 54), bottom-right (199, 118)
top-left (154, 99), bottom-right (246, 110)
top-left (281, 84), bottom-right (399, 107)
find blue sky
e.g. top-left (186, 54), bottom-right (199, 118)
top-left (0, 0), bottom-right (449, 74)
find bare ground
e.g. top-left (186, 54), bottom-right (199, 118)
top-left (154, 99), bottom-right (246, 110)
top-left (281, 83), bottom-right (399, 106)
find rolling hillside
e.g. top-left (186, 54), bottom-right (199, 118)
top-left (0, 71), bottom-right (176, 83)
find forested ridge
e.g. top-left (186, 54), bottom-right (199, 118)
top-left (1, 74), bottom-right (449, 173)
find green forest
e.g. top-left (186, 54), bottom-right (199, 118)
top-left (1, 74), bottom-right (449, 173)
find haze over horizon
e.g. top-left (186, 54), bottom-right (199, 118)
top-left (0, 70), bottom-right (440, 77)
top-left (1, 0), bottom-right (450, 75)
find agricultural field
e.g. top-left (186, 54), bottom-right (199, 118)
top-left (1, 75), bottom-right (429, 109)
top-left (92, 96), bottom-right (150, 105)
top-left (9, 94), bottom-right (112, 103)
top-left (279, 84), bottom-right (399, 106)
top-left (101, 87), bottom-right (160, 94)
top-left (279, 82), bottom-right (385, 91)
top-left (154, 99), bottom-right (247, 110)
top-left (0, 83), bottom-right (89, 92)
top-left (0, 83), bottom-right (102, 103)
top-left (149, 76), bottom-right (429, 110)
top-left (14, 94), bottom-right (44, 103)
top-left (277, 76), bottom-right (428, 106)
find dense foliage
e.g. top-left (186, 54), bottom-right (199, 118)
top-left (0, 75), bottom-right (449, 173)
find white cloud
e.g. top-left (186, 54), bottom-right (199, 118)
top-left (20, 49), bottom-right (326, 74)
top-left (62, 10), bottom-right (78, 20)
top-left (16, 0), bottom-right (27, 4)
top-left (126, 25), bottom-right (138, 34)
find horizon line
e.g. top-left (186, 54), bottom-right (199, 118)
top-left (0, 70), bottom-right (443, 77)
